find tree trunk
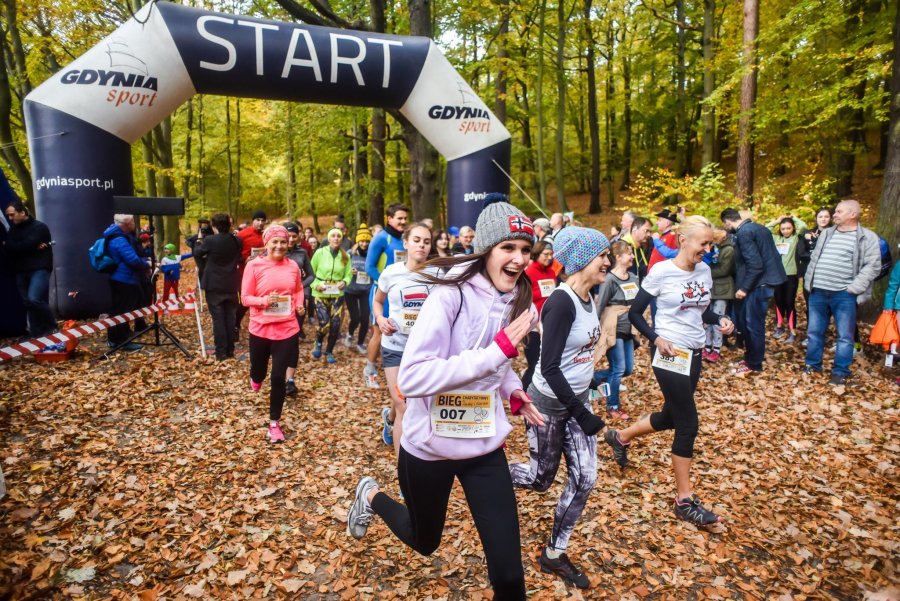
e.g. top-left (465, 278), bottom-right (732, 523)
top-left (307, 140), bottom-right (320, 233)
top-left (736, 0), bottom-right (758, 204)
top-left (198, 95), bottom-right (206, 214)
top-left (584, 0), bottom-right (600, 212)
top-left (153, 118), bottom-right (179, 253)
top-left (701, 0), bottom-right (716, 168)
top-left (554, 0), bottom-right (569, 212)
top-left (369, 109), bottom-right (386, 225)
top-left (621, 50), bottom-right (632, 189)
top-left (235, 98), bottom-right (242, 215)
top-left (405, 0), bottom-right (439, 220)
top-left (286, 104), bottom-right (295, 217)
top-left (0, 31), bottom-right (32, 207)
top-left (494, 0), bottom-right (509, 125)
top-left (3, 0), bottom-right (31, 98)
top-left (368, 0), bottom-right (387, 225)
top-left (225, 98), bottom-right (233, 216)
top-left (536, 0), bottom-right (548, 209)
top-left (517, 83), bottom-right (540, 201)
top-left (182, 98), bottom-right (193, 203)
top-left (877, 0), bottom-right (900, 246)
top-left (674, 0), bottom-right (688, 177)
top-left (875, 75), bottom-right (890, 170)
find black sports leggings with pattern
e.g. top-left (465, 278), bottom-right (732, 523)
top-left (371, 447), bottom-right (526, 600)
top-left (509, 395), bottom-right (597, 552)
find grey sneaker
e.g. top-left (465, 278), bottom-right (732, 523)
top-left (773, 326), bottom-right (785, 339)
top-left (347, 477), bottom-right (378, 539)
top-left (604, 429), bottom-right (629, 468)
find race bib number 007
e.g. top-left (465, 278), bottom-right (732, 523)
top-left (651, 346), bottom-right (692, 376)
top-left (431, 391), bottom-right (496, 438)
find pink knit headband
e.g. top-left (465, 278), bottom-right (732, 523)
top-left (263, 225), bottom-right (289, 245)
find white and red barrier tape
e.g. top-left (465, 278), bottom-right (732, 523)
top-left (0, 292), bottom-right (197, 362)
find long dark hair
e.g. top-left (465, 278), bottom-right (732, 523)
top-left (413, 250), bottom-right (533, 320)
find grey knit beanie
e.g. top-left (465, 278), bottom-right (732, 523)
top-left (473, 194), bottom-right (534, 254)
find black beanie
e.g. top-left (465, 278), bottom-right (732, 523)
top-left (252, 210), bottom-right (267, 221)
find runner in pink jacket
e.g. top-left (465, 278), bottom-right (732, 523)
top-left (346, 195), bottom-right (544, 600)
top-left (241, 225), bottom-right (304, 444)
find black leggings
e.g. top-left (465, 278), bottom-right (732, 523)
top-left (648, 348), bottom-right (702, 459)
top-left (249, 333), bottom-right (299, 421)
top-left (520, 331), bottom-right (541, 392)
top-left (774, 274), bottom-right (799, 330)
top-left (345, 292), bottom-right (370, 346)
top-left (371, 447), bottom-right (526, 600)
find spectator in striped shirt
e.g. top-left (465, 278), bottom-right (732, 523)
top-left (802, 200), bottom-right (881, 385)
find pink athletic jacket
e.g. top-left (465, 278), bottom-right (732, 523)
top-left (398, 271), bottom-right (534, 461)
top-left (241, 257), bottom-right (304, 340)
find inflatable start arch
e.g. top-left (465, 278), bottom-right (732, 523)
top-left (24, 1), bottom-right (511, 318)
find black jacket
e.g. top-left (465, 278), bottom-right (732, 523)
top-left (733, 220), bottom-right (787, 292)
top-left (4, 216), bottom-right (52, 273)
top-left (193, 233), bottom-right (241, 295)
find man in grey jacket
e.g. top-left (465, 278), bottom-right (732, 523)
top-left (802, 199), bottom-right (881, 385)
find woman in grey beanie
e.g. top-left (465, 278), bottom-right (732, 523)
top-left (346, 193), bottom-right (544, 600)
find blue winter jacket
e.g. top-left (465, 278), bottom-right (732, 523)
top-left (733, 220), bottom-right (787, 293)
top-left (103, 224), bottom-right (149, 286)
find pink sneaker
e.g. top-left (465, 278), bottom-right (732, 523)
top-left (267, 422), bottom-right (285, 443)
top-left (707, 350), bottom-right (720, 362)
top-left (701, 350), bottom-right (711, 361)
top-left (250, 379), bottom-right (262, 392)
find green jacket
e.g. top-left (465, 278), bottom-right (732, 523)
top-left (311, 246), bottom-right (352, 298)
top-left (767, 218), bottom-right (807, 277)
top-left (710, 239), bottom-right (736, 300)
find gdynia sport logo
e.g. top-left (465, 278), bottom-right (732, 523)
top-left (59, 40), bottom-right (159, 109)
top-left (428, 79), bottom-right (491, 135)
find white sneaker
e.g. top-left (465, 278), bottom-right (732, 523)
top-left (347, 477), bottom-right (378, 539)
top-left (343, 334), bottom-right (352, 348)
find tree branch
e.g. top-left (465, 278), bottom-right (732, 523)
top-left (639, 0), bottom-right (702, 32)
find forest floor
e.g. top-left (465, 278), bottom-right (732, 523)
top-left (1, 270), bottom-right (898, 600)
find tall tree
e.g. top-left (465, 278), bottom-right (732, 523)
top-left (368, 0), bottom-right (387, 224)
top-left (554, 0), bottom-right (570, 212)
top-left (404, 0), bottom-right (439, 221)
top-left (700, 0), bottom-right (716, 167)
top-left (536, 0), bottom-right (549, 209)
top-left (584, 0), bottom-right (600, 213)
top-left (736, 0), bottom-right (759, 203)
top-left (878, 0), bottom-right (900, 245)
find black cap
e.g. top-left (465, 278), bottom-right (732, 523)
top-left (283, 222), bottom-right (300, 234)
top-left (655, 208), bottom-right (679, 222)
top-left (252, 210), bottom-right (267, 221)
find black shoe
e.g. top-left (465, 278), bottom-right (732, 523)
top-left (828, 374), bottom-right (848, 386)
top-left (285, 380), bottom-right (298, 396)
top-left (604, 429), bottom-right (629, 468)
top-left (538, 548), bottom-right (591, 589)
top-left (673, 494), bottom-right (720, 526)
top-left (801, 366), bottom-right (821, 375)
top-left (298, 330), bottom-right (306, 340)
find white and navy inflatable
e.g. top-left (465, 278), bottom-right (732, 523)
top-left (24, 1), bottom-right (511, 318)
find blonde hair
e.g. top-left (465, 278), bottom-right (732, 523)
top-left (712, 227), bottom-right (728, 245)
top-left (674, 215), bottom-right (713, 241)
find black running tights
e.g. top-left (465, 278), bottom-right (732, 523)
top-left (648, 348), bottom-right (702, 459)
top-left (345, 292), bottom-right (370, 346)
top-left (249, 333), bottom-right (299, 421)
top-left (371, 447), bottom-right (526, 600)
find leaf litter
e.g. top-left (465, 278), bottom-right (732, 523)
top-left (0, 290), bottom-right (897, 599)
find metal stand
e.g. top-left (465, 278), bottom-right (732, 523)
top-left (102, 216), bottom-right (190, 360)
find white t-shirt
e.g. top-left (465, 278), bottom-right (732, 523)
top-left (378, 262), bottom-right (437, 352)
top-left (640, 260), bottom-right (712, 349)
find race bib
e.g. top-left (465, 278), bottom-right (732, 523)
top-left (431, 391), bottom-right (496, 438)
top-left (400, 310), bottom-right (419, 334)
top-left (394, 250), bottom-right (407, 264)
top-left (250, 247), bottom-right (265, 258)
top-left (538, 279), bottom-right (556, 298)
top-left (620, 282), bottom-right (639, 301)
top-left (322, 282), bottom-right (341, 295)
top-left (356, 272), bottom-right (371, 285)
top-left (775, 243), bottom-right (790, 256)
top-left (651, 346), bottom-right (692, 376)
top-left (263, 295), bottom-right (291, 316)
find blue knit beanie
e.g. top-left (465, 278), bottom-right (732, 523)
top-left (552, 226), bottom-right (610, 275)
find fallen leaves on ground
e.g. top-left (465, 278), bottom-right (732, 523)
top-left (0, 291), bottom-right (897, 599)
